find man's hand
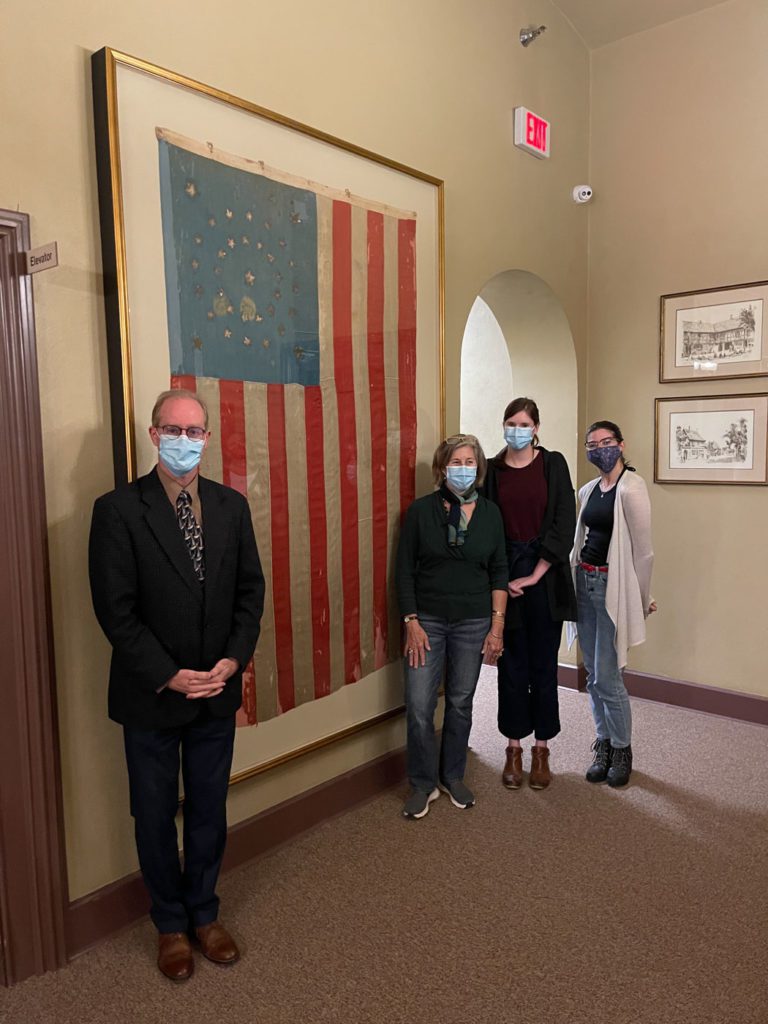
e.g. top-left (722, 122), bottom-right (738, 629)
top-left (167, 668), bottom-right (225, 700)
top-left (208, 658), bottom-right (239, 685)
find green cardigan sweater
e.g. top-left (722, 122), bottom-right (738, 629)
top-left (396, 492), bottom-right (507, 621)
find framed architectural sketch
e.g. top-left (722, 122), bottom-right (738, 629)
top-left (659, 281), bottom-right (768, 383)
top-left (91, 48), bottom-right (445, 783)
top-left (655, 394), bottom-right (768, 485)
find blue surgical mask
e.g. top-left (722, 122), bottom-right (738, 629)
top-left (504, 426), bottom-right (534, 450)
top-left (158, 434), bottom-right (205, 476)
top-left (445, 466), bottom-right (477, 493)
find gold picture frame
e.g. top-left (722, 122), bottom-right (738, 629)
top-left (91, 47), bottom-right (445, 784)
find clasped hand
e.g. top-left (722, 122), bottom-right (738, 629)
top-left (167, 658), bottom-right (239, 699)
top-left (508, 575), bottom-right (536, 598)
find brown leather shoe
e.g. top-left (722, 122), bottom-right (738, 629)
top-left (195, 921), bottom-right (240, 965)
top-left (502, 747), bottom-right (523, 789)
top-left (157, 932), bottom-right (194, 981)
top-left (529, 746), bottom-right (552, 789)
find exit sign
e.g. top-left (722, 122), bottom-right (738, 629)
top-left (514, 107), bottom-right (550, 159)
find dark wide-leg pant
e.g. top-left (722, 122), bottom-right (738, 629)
top-left (497, 542), bottom-right (563, 742)
top-left (123, 707), bottom-right (236, 934)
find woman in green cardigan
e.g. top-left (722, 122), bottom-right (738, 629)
top-left (396, 434), bottom-right (508, 820)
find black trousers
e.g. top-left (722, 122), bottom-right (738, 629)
top-left (123, 706), bottom-right (236, 933)
top-left (497, 541), bottom-right (563, 742)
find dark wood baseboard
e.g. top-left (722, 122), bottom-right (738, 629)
top-left (558, 663), bottom-right (585, 690)
top-left (558, 663), bottom-right (768, 726)
top-left (65, 745), bottom-right (406, 958)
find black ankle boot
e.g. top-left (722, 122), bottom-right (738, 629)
top-left (585, 738), bottom-right (612, 783)
top-left (607, 744), bottom-right (633, 787)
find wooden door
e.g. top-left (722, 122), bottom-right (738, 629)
top-left (0, 210), bottom-right (67, 983)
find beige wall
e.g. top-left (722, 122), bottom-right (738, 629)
top-left (588, 0), bottom-right (768, 696)
top-left (0, 1), bottom-right (589, 897)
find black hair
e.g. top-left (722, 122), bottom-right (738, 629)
top-left (585, 420), bottom-right (635, 471)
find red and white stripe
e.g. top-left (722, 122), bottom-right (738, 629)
top-left (172, 196), bottom-right (417, 726)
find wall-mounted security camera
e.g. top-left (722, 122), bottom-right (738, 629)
top-left (572, 185), bottom-right (593, 204)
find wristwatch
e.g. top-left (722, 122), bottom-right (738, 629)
top-left (403, 614), bottom-right (419, 624)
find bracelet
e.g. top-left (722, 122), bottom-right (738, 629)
top-left (490, 633), bottom-right (503, 639)
top-left (491, 610), bottom-right (505, 618)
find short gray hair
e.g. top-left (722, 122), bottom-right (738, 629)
top-left (431, 434), bottom-right (487, 487)
top-left (151, 388), bottom-right (209, 429)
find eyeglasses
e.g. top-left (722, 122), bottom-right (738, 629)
top-left (156, 424), bottom-right (207, 441)
top-left (584, 438), bottom-right (618, 451)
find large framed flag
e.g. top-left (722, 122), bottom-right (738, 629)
top-left (92, 49), bottom-right (444, 784)
top-left (158, 128), bottom-right (419, 725)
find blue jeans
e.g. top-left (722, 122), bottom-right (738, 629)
top-left (576, 566), bottom-right (632, 749)
top-left (404, 615), bottom-right (488, 792)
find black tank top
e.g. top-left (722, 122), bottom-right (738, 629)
top-left (580, 481), bottom-right (618, 565)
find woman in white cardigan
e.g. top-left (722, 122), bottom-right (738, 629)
top-left (570, 421), bottom-right (655, 787)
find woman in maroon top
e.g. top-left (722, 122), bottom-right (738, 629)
top-left (483, 398), bottom-right (577, 789)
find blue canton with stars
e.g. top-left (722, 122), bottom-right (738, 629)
top-left (158, 139), bottom-right (319, 385)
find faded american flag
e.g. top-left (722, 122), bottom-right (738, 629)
top-left (157, 129), bottom-right (417, 725)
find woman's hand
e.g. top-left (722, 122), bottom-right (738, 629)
top-left (404, 621), bottom-right (431, 668)
top-left (482, 629), bottom-right (504, 663)
top-left (648, 601), bottom-right (658, 615)
top-left (508, 560), bottom-right (549, 598)
top-left (508, 576), bottom-right (535, 598)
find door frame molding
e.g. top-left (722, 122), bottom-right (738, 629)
top-left (0, 209), bottom-right (68, 984)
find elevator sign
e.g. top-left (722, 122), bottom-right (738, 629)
top-left (25, 241), bottom-right (59, 275)
top-left (514, 107), bottom-right (550, 159)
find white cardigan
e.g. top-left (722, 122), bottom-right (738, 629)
top-left (567, 471), bottom-right (654, 669)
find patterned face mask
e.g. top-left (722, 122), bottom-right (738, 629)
top-left (587, 445), bottom-right (622, 473)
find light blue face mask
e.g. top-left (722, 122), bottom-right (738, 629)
top-left (504, 425), bottom-right (535, 450)
top-left (158, 434), bottom-right (205, 477)
top-left (445, 466), bottom-right (477, 492)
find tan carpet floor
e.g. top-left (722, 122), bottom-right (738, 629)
top-left (2, 673), bottom-right (767, 1024)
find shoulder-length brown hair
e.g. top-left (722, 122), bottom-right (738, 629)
top-left (431, 434), bottom-right (487, 487)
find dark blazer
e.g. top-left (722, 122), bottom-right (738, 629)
top-left (89, 468), bottom-right (265, 729)
top-left (483, 446), bottom-right (577, 624)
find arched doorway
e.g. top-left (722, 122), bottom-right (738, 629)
top-left (460, 269), bottom-right (579, 670)
top-left (460, 269), bottom-right (577, 477)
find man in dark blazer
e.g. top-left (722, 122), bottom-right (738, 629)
top-left (89, 388), bottom-right (265, 981)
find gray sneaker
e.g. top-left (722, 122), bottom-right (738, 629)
top-left (402, 787), bottom-right (440, 819)
top-left (438, 779), bottom-right (475, 809)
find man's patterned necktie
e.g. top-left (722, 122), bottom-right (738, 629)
top-left (176, 490), bottom-right (205, 582)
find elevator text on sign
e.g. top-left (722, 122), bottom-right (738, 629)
top-left (513, 107), bottom-right (550, 159)
top-left (24, 241), bottom-right (59, 275)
